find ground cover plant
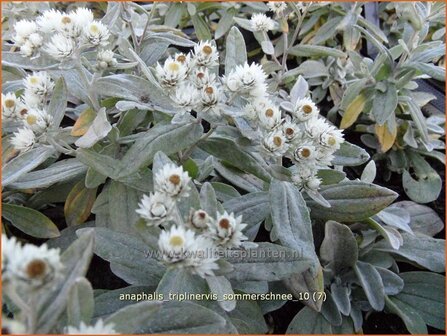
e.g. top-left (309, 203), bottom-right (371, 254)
top-left (1, 1), bottom-right (445, 334)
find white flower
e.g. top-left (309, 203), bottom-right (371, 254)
top-left (292, 165), bottom-right (321, 191)
top-left (2, 235), bottom-right (21, 282)
top-left (319, 125), bottom-right (344, 150)
top-left (71, 7), bottom-right (95, 29)
top-left (56, 8), bottom-right (94, 39)
top-left (243, 101), bottom-right (260, 120)
top-left (199, 84), bottom-right (222, 115)
top-left (192, 41), bottom-right (219, 68)
top-left (187, 209), bottom-right (212, 230)
top-left (7, 240), bottom-right (63, 290)
top-left (12, 19), bottom-right (38, 46)
top-left (187, 236), bottom-right (220, 278)
top-left (250, 13), bottom-right (275, 32)
top-left (155, 164), bottom-right (191, 198)
top-left (23, 71), bottom-right (54, 97)
top-left (282, 118), bottom-right (301, 142)
top-left (304, 117), bottom-right (332, 139)
top-left (10, 127), bottom-right (36, 151)
top-left (156, 56), bottom-right (188, 89)
top-left (97, 49), bottom-right (117, 69)
top-left (225, 62), bottom-right (267, 98)
top-left (174, 52), bottom-right (193, 72)
top-left (158, 226), bottom-right (219, 278)
top-left (262, 129), bottom-right (288, 157)
top-left (1, 92), bottom-right (26, 121)
top-left (36, 9), bottom-right (63, 33)
top-left (158, 225), bottom-right (196, 263)
top-left (293, 142), bottom-right (316, 163)
top-left (66, 320), bottom-right (118, 335)
top-left (171, 83), bottom-right (200, 113)
top-left (190, 67), bottom-right (216, 89)
top-left (19, 33), bottom-right (43, 57)
top-left (293, 97), bottom-right (319, 122)
top-left (207, 211), bottom-right (251, 249)
top-left (136, 192), bottom-right (175, 226)
top-left (24, 108), bottom-right (53, 133)
top-left (267, 2), bottom-right (288, 15)
top-left (45, 33), bottom-right (75, 60)
top-left (257, 102), bottom-right (282, 130)
top-left (314, 147), bottom-right (335, 167)
top-left (2, 316), bottom-right (26, 334)
top-left (84, 21), bottom-right (110, 46)
top-left (22, 90), bottom-right (43, 109)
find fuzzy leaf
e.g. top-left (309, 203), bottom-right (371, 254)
top-left (9, 159), bottom-right (86, 190)
top-left (117, 122), bottom-right (203, 178)
top-left (2, 146), bottom-right (56, 186)
top-left (71, 107), bottom-right (96, 136)
top-left (305, 181), bottom-right (398, 222)
top-left (64, 181), bottom-right (97, 226)
top-left (320, 221), bottom-right (358, 275)
top-left (225, 27), bottom-right (247, 75)
top-left (340, 94), bottom-right (366, 129)
top-left (67, 278), bottom-right (94, 326)
top-left (36, 230), bottom-right (95, 333)
top-left (2, 203), bottom-right (60, 238)
top-left (354, 261), bottom-right (385, 311)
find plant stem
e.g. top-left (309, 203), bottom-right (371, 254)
top-left (27, 293), bottom-right (38, 334)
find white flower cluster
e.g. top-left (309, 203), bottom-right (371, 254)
top-left (4, 71), bottom-right (55, 152)
top-left (155, 39), bottom-right (344, 192)
top-left (267, 2), bottom-right (288, 16)
top-left (2, 234), bottom-right (63, 291)
top-left (250, 13), bottom-right (276, 32)
top-left (12, 7), bottom-right (110, 60)
top-left (66, 320), bottom-right (118, 335)
top-left (285, 98), bottom-right (344, 191)
top-left (156, 41), bottom-right (223, 117)
top-left (136, 164), bottom-right (254, 278)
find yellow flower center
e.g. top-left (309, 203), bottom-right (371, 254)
top-left (301, 148), bottom-right (311, 158)
top-left (205, 86), bottom-right (214, 94)
top-left (29, 77), bottom-right (39, 85)
top-left (302, 104), bottom-right (313, 114)
top-left (169, 235), bottom-right (184, 247)
top-left (273, 136), bottom-right (282, 146)
top-left (169, 174), bottom-right (181, 185)
top-left (26, 259), bottom-right (47, 278)
top-left (89, 24), bottom-right (99, 34)
top-left (202, 45), bottom-right (213, 55)
top-left (176, 55), bottom-right (186, 63)
top-left (61, 16), bottom-right (71, 24)
top-left (167, 62), bottom-right (180, 72)
top-left (265, 108), bottom-right (274, 117)
top-left (219, 218), bottom-right (230, 229)
top-left (328, 136), bottom-right (336, 146)
top-left (4, 99), bottom-right (15, 109)
top-left (26, 115), bottom-right (37, 125)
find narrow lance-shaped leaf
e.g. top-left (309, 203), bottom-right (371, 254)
top-left (48, 77), bottom-right (68, 130)
top-left (225, 27), bottom-right (247, 75)
top-left (2, 203), bottom-right (60, 238)
top-left (36, 230), bottom-right (95, 333)
top-left (67, 277), bottom-right (94, 327)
